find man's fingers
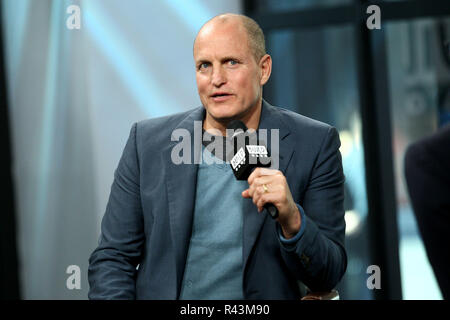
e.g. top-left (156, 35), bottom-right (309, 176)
top-left (247, 168), bottom-right (260, 185)
top-left (248, 168), bottom-right (280, 184)
top-left (253, 175), bottom-right (275, 187)
top-left (250, 185), bottom-right (264, 207)
top-left (256, 193), bottom-right (280, 213)
top-left (245, 169), bottom-right (288, 214)
top-left (258, 168), bottom-right (280, 176)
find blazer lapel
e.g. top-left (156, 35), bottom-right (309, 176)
top-left (164, 107), bottom-right (204, 298)
top-left (242, 100), bottom-right (294, 272)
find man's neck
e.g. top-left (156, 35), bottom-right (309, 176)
top-left (203, 101), bottom-right (262, 136)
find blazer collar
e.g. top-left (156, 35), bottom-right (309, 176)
top-left (258, 99), bottom-right (290, 140)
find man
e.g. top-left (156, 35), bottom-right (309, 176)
top-left (88, 13), bottom-right (347, 299)
top-left (405, 124), bottom-right (450, 300)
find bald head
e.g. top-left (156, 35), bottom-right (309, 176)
top-left (194, 13), bottom-right (266, 62)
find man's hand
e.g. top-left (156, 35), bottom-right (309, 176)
top-left (242, 168), bottom-right (301, 239)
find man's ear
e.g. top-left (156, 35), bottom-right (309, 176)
top-left (259, 54), bottom-right (272, 86)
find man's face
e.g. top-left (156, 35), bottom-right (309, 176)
top-left (194, 22), bottom-right (266, 124)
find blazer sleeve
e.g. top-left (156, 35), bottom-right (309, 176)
top-left (279, 126), bottom-right (347, 292)
top-left (88, 123), bottom-right (144, 299)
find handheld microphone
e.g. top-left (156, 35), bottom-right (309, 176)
top-left (227, 120), bottom-right (279, 219)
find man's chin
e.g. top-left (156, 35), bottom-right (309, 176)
top-left (206, 106), bottom-right (239, 122)
top-left (204, 101), bottom-right (259, 126)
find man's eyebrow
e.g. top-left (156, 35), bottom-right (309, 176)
top-left (196, 58), bottom-right (210, 64)
top-left (195, 56), bottom-right (242, 67)
top-left (196, 56), bottom-right (241, 64)
top-left (221, 56), bottom-right (240, 62)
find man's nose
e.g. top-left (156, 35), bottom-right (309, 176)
top-left (211, 66), bottom-right (226, 87)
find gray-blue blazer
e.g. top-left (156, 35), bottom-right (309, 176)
top-left (88, 100), bottom-right (347, 299)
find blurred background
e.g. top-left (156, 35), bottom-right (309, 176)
top-left (1, 0), bottom-right (449, 300)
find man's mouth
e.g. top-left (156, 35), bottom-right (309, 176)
top-left (210, 92), bottom-right (233, 101)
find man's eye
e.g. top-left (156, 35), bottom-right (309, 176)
top-left (199, 63), bottom-right (210, 70)
top-left (229, 60), bottom-right (238, 65)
